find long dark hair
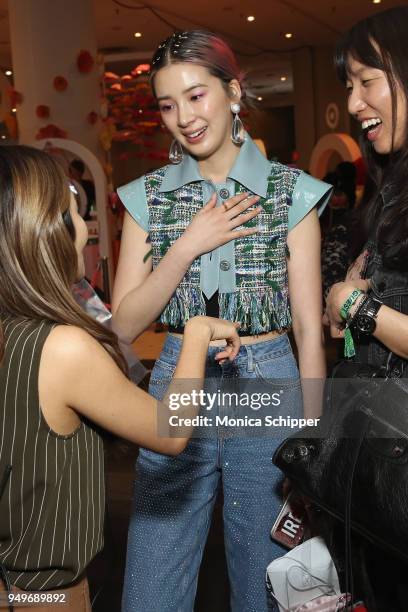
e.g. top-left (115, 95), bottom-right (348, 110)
top-left (335, 6), bottom-right (408, 268)
top-left (150, 30), bottom-right (246, 99)
top-left (0, 145), bottom-right (126, 372)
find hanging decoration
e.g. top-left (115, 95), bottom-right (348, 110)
top-left (77, 50), bottom-right (95, 74)
top-left (103, 64), bottom-right (168, 160)
top-left (36, 124), bottom-right (67, 139)
top-left (53, 76), bottom-right (68, 92)
top-left (99, 118), bottom-right (117, 151)
top-left (104, 71), bottom-right (120, 82)
top-left (36, 105), bottom-right (50, 119)
top-left (131, 64), bottom-right (150, 77)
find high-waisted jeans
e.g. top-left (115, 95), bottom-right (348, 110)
top-left (122, 333), bottom-right (302, 612)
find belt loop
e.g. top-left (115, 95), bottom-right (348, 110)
top-left (245, 345), bottom-right (255, 373)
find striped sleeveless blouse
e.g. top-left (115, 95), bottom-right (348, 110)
top-left (0, 317), bottom-right (105, 590)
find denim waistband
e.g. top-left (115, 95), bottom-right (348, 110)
top-left (161, 332), bottom-right (291, 364)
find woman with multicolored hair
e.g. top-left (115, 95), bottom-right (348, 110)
top-left (113, 29), bottom-right (331, 612)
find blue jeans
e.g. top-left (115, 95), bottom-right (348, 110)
top-left (122, 333), bottom-right (302, 612)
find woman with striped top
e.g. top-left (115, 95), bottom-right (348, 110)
top-left (0, 145), bottom-right (240, 611)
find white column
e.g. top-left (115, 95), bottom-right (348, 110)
top-left (9, 0), bottom-right (102, 157)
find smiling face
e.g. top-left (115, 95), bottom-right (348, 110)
top-left (346, 55), bottom-right (407, 154)
top-left (154, 62), bottom-right (241, 160)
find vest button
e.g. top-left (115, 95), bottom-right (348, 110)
top-left (220, 260), bottom-right (231, 271)
top-left (219, 188), bottom-right (230, 200)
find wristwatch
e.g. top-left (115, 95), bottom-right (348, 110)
top-left (352, 296), bottom-right (383, 336)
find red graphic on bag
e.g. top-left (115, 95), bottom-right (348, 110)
top-left (270, 494), bottom-right (305, 549)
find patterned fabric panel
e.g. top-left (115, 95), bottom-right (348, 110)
top-left (145, 163), bottom-right (300, 333)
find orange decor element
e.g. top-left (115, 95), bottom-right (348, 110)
top-left (36, 105), bottom-right (50, 119)
top-left (103, 62), bottom-right (163, 157)
top-left (104, 71), bottom-right (120, 81)
top-left (53, 76), bottom-right (68, 92)
top-left (131, 63), bottom-right (150, 76)
top-left (77, 50), bottom-right (94, 74)
top-left (87, 111), bottom-right (98, 125)
top-left (36, 124), bottom-right (67, 139)
top-left (99, 119), bottom-right (116, 151)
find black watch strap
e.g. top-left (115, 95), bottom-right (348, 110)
top-left (351, 296), bottom-right (383, 336)
top-left (362, 296), bottom-right (383, 318)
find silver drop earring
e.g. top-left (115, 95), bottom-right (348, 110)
top-left (168, 139), bottom-right (184, 164)
top-left (230, 102), bottom-right (245, 145)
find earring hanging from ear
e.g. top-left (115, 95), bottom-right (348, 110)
top-left (230, 102), bottom-right (245, 145)
top-left (168, 139), bottom-right (184, 164)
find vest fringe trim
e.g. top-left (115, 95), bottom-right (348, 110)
top-left (161, 286), bottom-right (291, 334)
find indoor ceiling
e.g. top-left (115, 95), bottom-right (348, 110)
top-left (0, 0), bottom-right (406, 104)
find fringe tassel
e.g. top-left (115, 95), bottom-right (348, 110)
top-left (161, 287), bottom-right (291, 334)
top-left (160, 286), bottom-right (206, 326)
top-left (219, 290), bottom-right (291, 334)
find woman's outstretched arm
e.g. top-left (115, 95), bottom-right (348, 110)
top-left (39, 317), bottom-right (240, 456)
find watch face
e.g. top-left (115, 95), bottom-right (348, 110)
top-left (357, 313), bottom-right (376, 334)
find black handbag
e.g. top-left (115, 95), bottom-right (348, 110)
top-left (273, 363), bottom-right (408, 561)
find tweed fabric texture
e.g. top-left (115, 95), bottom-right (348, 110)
top-left (145, 162), bottom-right (300, 334)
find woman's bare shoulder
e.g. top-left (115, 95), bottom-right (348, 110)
top-left (41, 324), bottom-right (114, 380)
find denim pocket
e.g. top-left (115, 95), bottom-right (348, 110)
top-left (148, 357), bottom-right (177, 400)
top-left (254, 352), bottom-right (300, 390)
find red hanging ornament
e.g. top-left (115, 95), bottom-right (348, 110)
top-left (36, 105), bottom-right (50, 119)
top-left (77, 50), bottom-right (95, 74)
top-left (53, 76), bottom-right (68, 92)
top-left (36, 124), bottom-right (68, 139)
top-left (87, 111), bottom-right (98, 125)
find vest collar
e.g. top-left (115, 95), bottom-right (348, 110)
top-left (159, 136), bottom-right (270, 197)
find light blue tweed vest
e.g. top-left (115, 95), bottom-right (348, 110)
top-left (145, 162), bottom-right (300, 334)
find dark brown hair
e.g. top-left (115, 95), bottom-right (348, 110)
top-left (150, 30), bottom-right (245, 99)
top-left (0, 145), bottom-right (126, 371)
top-left (335, 6), bottom-right (408, 266)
